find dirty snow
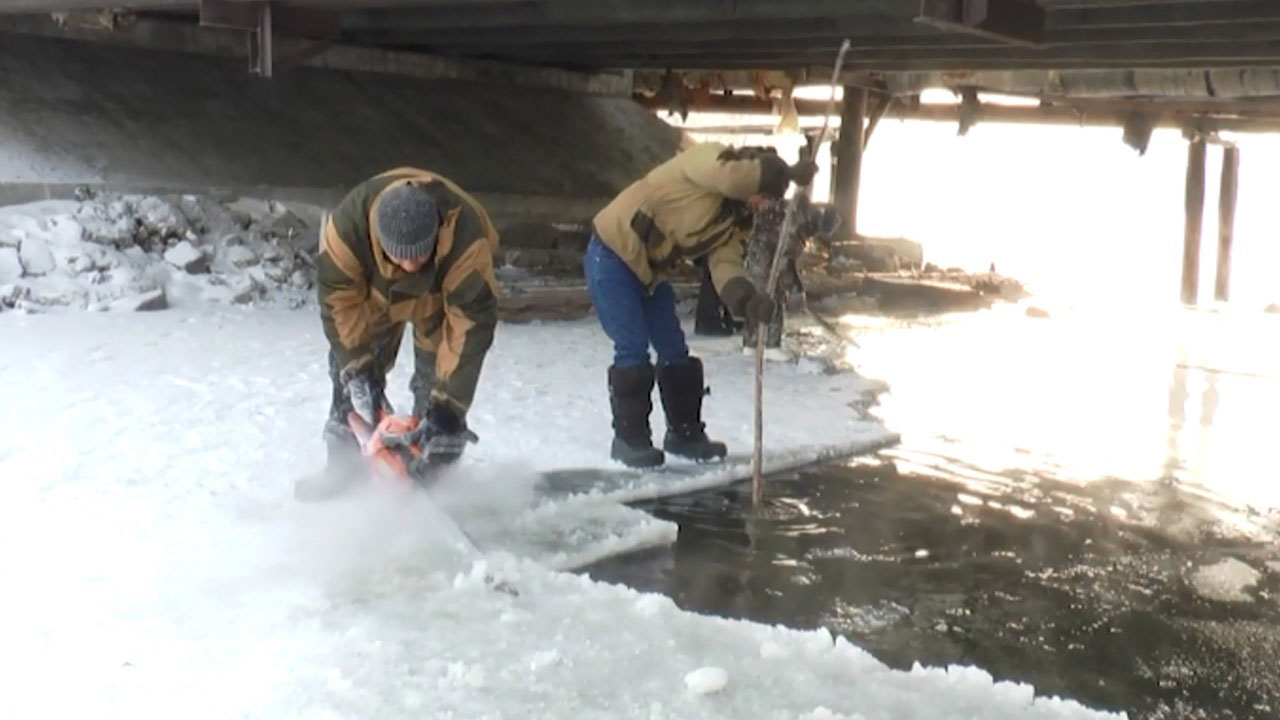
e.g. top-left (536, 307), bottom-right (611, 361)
top-left (0, 193), bottom-right (320, 312)
top-left (0, 305), bottom-right (1120, 719)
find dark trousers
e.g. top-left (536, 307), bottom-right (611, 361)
top-left (584, 235), bottom-right (690, 369)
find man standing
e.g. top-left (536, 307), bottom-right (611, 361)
top-left (295, 168), bottom-right (499, 500)
top-left (741, 194), bottom-right (841, 352)
top-left (587, 143), bottom-right (817, 468)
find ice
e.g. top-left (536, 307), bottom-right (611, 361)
top-left (0, 246), bottom-right (21, 282)
top-left (1190, 557), bottom-right (1261, 603)
top-left (0, 195), bottom-right (315, 312)
top-left (0, 308), bottom-right (1121, 719)
top-left (684, 666), bottom-right (730, 695)
top-left (18, 234), bottom-right (55, 275)
top-left (163, 240), bottom-right (207, 273)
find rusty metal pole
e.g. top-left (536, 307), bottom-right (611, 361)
top-left (1214, 144), bottom-right (1239, 302)
top-left (833, 85), bottom-right (867, 239)
top-left (1181, 135), bottom-right (1206, 305)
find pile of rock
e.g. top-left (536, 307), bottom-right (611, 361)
top-left (0, 191), bottom-right (323, 312)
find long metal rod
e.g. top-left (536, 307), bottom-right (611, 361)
top-left (751, 38), bottom-right (850, 506)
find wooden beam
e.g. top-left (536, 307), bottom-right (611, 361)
top-left (1214, 144), bottom-right (1239, 302)
top-left (350, 18), bottom-right (1280, 52)
top-left (1182, 136), bottom-right (1206, 305)
top-left (428, 40), bottom-right (1280, 71)
top-left (917, 0), bottom-right (1046, 46)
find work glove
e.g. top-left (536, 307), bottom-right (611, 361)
top-left (340, 364), bottom-right (390, 427)
top-left (381, 403), bottom-right (479, 461)
top-left (788, 160), bottom-right (819, 187)
top-left (720, 276), bottom-right (777, 325)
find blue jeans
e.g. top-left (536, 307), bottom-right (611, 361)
top-left (584, 235), bottom-right (690, 369)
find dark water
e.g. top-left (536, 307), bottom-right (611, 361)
top-left (586, 305), bottom-right (1280, 719)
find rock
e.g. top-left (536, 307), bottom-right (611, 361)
top-left (261, 244), bottom-right (284, 262)
top-left (289, 268), bottom-right (311, 289)
top-left (262, 262), bottom-right (291, 283)
top-left (0, 247), bottom-right (23, 282)
top-left (110, 288), bottom-right (168, 312)
top-left (1026, 306), bottom-right (1051, 319)
top-left (163, 240), bottom-right (208, 274)
top-left (18, 236), bottom-right (56, 276)
top-left (1266, 303), bottom-right (1280, 314)
top-left (0, 283), bottom-right (25, 308)
top-left (230, 278), bottom-right (259, 304)
top-left (72, 255), bottom-right (95, 273)
top-left (131, 196), bottom-right (189, 249)
top-left (121, 246), bottom-right (148, 268)
top-left (220, 233), bottom-right (246, 247)
top-left (266, 210), bottom-right (309, 241)
top-left (224, 245), bottom-right (258, 268)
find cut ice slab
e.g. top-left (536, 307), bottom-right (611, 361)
top-left (535, 440), bottom-right (897, 504)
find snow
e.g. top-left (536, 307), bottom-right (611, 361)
top-left (1189, 557), bottom-right (1262, 603)
top-left (684, 666), bottom-right (730, 695)
top-left (0, 306), bottom-right (1121, 718)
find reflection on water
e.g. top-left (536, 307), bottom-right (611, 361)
top-left (586, 306), bottom-right (1280, 719)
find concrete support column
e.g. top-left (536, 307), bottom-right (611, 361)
top-left (1181, 135), bottom-right (1206, 305)
top-left (1214, 144), bottom-right (1240, 303)
top-left (832, 85), bottom-right (867, 239)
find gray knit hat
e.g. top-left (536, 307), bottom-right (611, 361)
top-left (375, 184), bottom-right (440, 261)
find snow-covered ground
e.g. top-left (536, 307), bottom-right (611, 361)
top-left (0, 301), bottom-right (1122, 717)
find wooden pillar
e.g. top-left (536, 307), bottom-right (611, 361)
top-left (1214, 145), bottom-right (1240, 302)
top-left (1181, 136), bottom-right (1206, 305)
top-left (833, 85), bottom-right (867, 239)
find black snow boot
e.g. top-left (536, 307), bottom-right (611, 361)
top-left (608, 364), bottom-right (665, 468)
top-left (657, 357), bottom-right (728, 462)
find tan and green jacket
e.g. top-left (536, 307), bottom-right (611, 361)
top-left (592, 141), bottom-right (788, 295)
top-left (317, 168), bottom-right (499, 415)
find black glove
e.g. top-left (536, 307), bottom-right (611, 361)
top-left (381, 403), bottom-right (479, 453)
top-left (720, 276), bottom-right (777, 325)
top-left (788, 160), bottom-right (819, 187)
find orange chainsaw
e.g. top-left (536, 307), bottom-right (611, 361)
top-left (346, 412), bottom-right (442, 487)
